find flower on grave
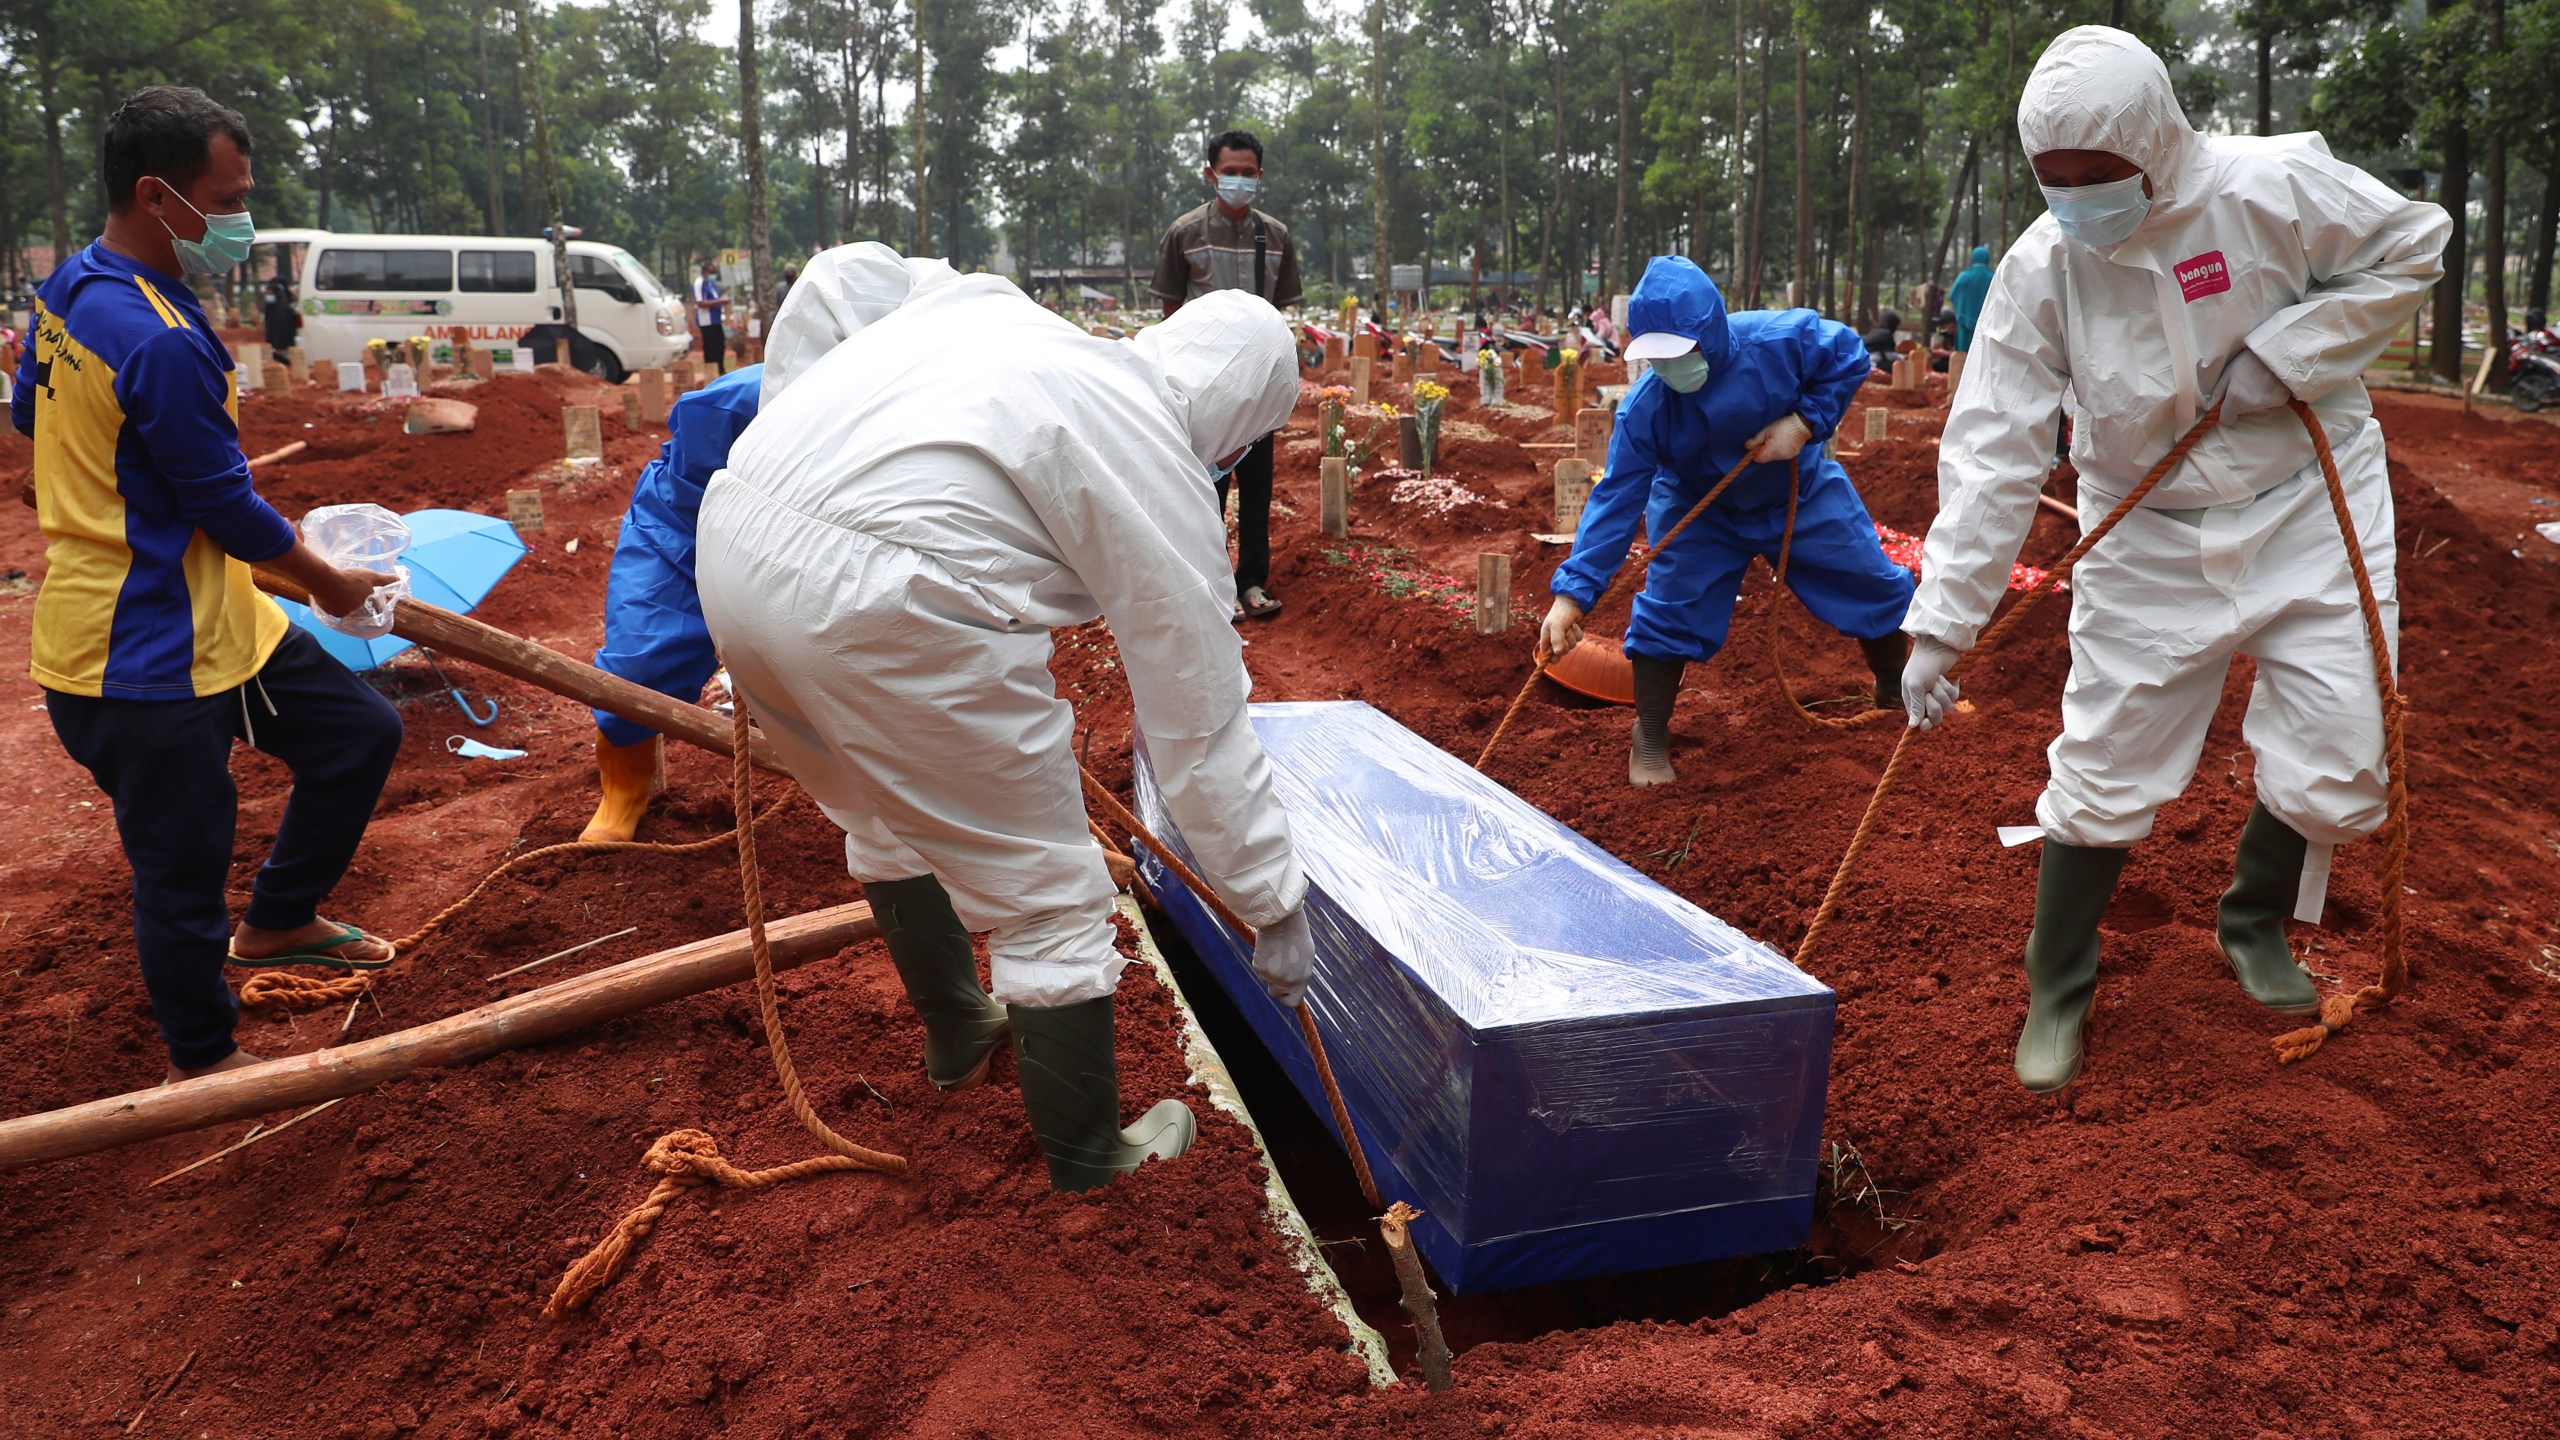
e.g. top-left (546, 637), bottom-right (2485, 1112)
top-left (1412, 380), bottom-right (1451, 404)
top-left (1320, 385), bottom-right (1353, 402)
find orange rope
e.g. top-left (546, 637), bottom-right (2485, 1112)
top-left (1474, 450), bottom-right (1760, 771)
top-left (1079, 767), bottom-right (1385, 1210)
top-left (544, 700), bottom-right (906, 1318)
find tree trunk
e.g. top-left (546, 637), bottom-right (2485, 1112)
top-left (1792, 39), bottom-right (1809, 307)
top-left (2255, 28), bottom-right (2273, 137)
top-left (479, 6), bottom-right (506, 233)
top-left (1612, 41), bottom-right (1629, 297)
top-left (2527, 164), bottom-right (2556, 322)
top-left (842, 2), bottom-right (863, 237)
top-left (912, 9), bottom-right (928, 255)
top-left (1540, 26), bottom-right (1563, 314)
top-left (1497, 30), bottom-right (1513, 296)
top-left (1931, 140), bottom-right (1976, 292)
top-left (1373, 0), bottom-right (1392, 309)
top-left (2482, 0), bottom-right (2508, 388)
top-left (2432, 118), bottom-right (2470, 383)
top-left (1731, 0), bottom-right (1746, 282)
top-left (1844, 53), bottom-right (1866, 328)
top-left (514, 0), bottom-right (578, 330)
top-left (1743, 0), bottom-right (1770, 307)
top-left (37, 33), bottom-right (69, 263)
top-left (741, 0), bottom-right (774, 340)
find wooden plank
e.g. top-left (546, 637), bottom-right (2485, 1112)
top-left (1475, 553), bottom-right (1512, 636)
top-left (562, 404), bottom-right (604, 460)
top-left (1574, 407), bottom-right (1613, 467)
top-left (1554, 458), bottom-right (1595, 535)
top-left (1320, 457), bottom-right (1350, 539)
top-left (0, 905), bottom-right (878, 1171)
top-left (1350, 356), bottom-right (1372, 407)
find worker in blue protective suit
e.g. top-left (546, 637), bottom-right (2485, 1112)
top-left (1948, 244), bottom-right (1994, 353)
top-left (1540, 255), bottom-right (1917, 787)
top-left (580, 364), bottom-right (762, 841)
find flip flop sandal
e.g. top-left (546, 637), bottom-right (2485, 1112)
top-left (225, 921), bottom-right (397, 971)
top-left (1239, 588), bottom-right (1285, 621)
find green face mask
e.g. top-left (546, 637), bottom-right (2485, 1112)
top-left (152, 178), bottom-right (256, 276)
top-left (1651, 351), bottom-right (1711, 393)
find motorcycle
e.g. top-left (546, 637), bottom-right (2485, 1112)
top-left (2507, 323), bottom-right (2560, 412)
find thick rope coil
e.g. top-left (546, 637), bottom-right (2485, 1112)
top-left (544, 700), bottom-right (906, 1319)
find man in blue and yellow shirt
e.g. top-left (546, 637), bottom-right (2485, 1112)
top-left (14, 87), bottom-right (407, 1081)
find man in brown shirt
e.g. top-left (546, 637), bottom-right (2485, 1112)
top-left (1152, 128), bottom-right (1301, 620)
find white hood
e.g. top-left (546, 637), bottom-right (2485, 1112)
top-left (759, 242), bottom-right (962, 406)
top-left (1128, 290), bottom-right (1299, 467)
top-left (2016, 26), bottom-right (2203, 222)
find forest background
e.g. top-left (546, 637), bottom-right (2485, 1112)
top-left (3, 0), bottom-right (2553, 383)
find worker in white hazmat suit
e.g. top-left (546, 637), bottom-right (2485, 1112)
top-left (1900, 26), bottom-right (2447, 1093)
top-left (697, 282), bottom-right (1315, 1191)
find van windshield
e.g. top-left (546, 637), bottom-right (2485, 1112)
top-left (605, 250), bottom-right (666, 300)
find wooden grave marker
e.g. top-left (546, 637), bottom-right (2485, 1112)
top-left (1320, 457), bottom-right (1350, 539)
top-left (562, 404), bottom-right (604, 460)
top-left (1475, 553), bottom-right (1512, 636)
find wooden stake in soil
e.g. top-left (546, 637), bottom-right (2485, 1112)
top-left (1398, 414), bottom-right (1423, 470)
top-left (1350, 356), bottom-right (1373, 408)
top-left (1324, 333), bottom-right (1345, 367)
top-left (1575, 407), bottom-right (1614, 467)
top-left (1553, 458), bottom-right (1595, 535)
top-left (636, 367), bottom-right (670, 423)
top-left (506, 488), bottom-right (546, 532)
top-left (1392, 350), bottom-right (1415, 386)
top-left (1949, 350), bottom-right (1967, 392)
top-left (1321, 457), bottom-right (1350, 539)
top-left (1475, 553), bottom-right (1512, 636)
top-left (620, 387), bottom-right (642, 429)
top-left (1379, 1203), bottom-right (1455, 1391)
top-left (261, 361), bottom-right (292, 396)
top-left (1352, 331), bottom-right (1378, 363)
top-left (1864, 406), bottom-right (1889, 444)
top-left (562, 404), bottom-right (604, 460)
top-left (1553, 350), bottom-right (1582, 420)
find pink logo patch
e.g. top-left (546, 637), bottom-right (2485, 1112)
top-left (2176, 250), bottom-right (2232, 302)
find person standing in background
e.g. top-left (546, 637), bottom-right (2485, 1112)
top-left (772, 262), bottom-right (798, 318)
top-left (16, 86), bottom-right (406, 1082)
top-left (1948, 244), bottom-right (1995, 355)
top-left (1152, 128), bottom-right (1302, 622)
top-left (260, 267), bottom-right (297, 358)
top-left (693, 257), bottom-right (727, 372)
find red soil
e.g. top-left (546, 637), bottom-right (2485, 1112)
top-left (3, 357), bottom-right (2556, 1438)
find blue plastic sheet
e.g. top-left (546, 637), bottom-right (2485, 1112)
top-left (1133, 701), bottom-right (1833, 1293)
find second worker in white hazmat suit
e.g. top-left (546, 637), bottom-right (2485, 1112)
top-left (1899, 26), bottom-right (2447, 1093)
top-left (697, 282), bottom-right (1314, 1191)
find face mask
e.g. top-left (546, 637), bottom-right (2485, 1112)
top-left (1652, 351), bottom-right (1711, 393)
top-left (1214, 174), bottom-right (1262, 208)
top-left (2039, 173), bottom-right (2150, 248)
top-left (152, 178), bottom-right (256, 275)
top-left (1208, 455), bottom-right (1241, 483)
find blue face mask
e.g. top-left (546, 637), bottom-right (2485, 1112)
top-left (154, 178), bottom-right (257, 275)
top-left (1214, 174), bottom-right (1263, 209)
top-left (1651, 351), bottom-right (1711, 393)
top-left (1209, 455), bottom-right (1240, 483)
top-left (2039, 173), bottom-right (2150, 248)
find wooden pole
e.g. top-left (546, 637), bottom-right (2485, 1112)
top-left (1321, 457), bottom-right (1350, 539)
top-left (1350, 356), bottom-right (1373, 407)
top-left (0, 904), bottom-right (877, 1170)
top-left (1380, 1202), bottom-right (1455, 1390)
top-left (251, 573), bottom-right (787, 772)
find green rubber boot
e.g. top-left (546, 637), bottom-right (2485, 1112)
top-left (1008, 995), bottom-right (1196, 1193)
top-left (866, 875), bottom-right (1009, 1091)
top-left (2015, 841), bottom-right (2130, 1094)
top-left (1858, 632), bottom-right (1910, 711)
top-left (2216, 803), bottom-right (2322, 1015)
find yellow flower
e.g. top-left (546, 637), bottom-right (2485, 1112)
top-left (1413, 380), bottom-right (1450, 404)
top-left (1560, 347), bottom-right (1581, 365)
top-left (1377, 401), bottom-right (1400, 417)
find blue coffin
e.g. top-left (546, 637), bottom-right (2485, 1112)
top-left (1133, 701), bottom-right (1833, 1294)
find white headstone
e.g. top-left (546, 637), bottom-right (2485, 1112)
top-left (336, 362), bottom-right (366, 392)
top-left (383, 363), bottom-right (420, 399)
top-left (511, 348), bottom-right (535, 373)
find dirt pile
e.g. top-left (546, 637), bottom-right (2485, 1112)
top-left (1, 358), bottom-right (2555, 1438)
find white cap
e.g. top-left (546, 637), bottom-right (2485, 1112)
top-left (1624, 331), bottom-right (1699, 361)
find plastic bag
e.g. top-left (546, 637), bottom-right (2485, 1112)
top-left (301, 502), bottom-right (412, 639)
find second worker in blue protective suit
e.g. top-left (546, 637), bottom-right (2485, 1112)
top-left (580, 363), bottom-right (761, 841)
top-left (1541, 255), bottom-right (1916, 787)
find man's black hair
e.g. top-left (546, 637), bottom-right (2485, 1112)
top-left (1205, 129), bottom-right (1264, 166)
top-left (103, 86), bottom-right (252, 212)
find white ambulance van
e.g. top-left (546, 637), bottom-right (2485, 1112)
top-left (258, 229), bottom-right (690, 381)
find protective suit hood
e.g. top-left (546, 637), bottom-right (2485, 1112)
top-left (1129, 290), bottom-right (1298, 467)
top-left (1969, 245), bottom-right (1991, 266)
top-left (1625, 257), bottom-right (1734, 370)
top-left (760, 242), bottom-right (962, 405)
top-left (2017, 26), bottom-right (2202, 229)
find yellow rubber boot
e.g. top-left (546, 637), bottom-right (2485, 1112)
top-left (579, 731), bottom-right (665, 842)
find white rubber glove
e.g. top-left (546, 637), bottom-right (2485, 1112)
top-left (2214, 349), bottom-right (2293, 420)
top-left (1252, 906), bottom-right (1317, 1007)
top-left (1746, 412), bottom-right (1813, 463)
top-left (1902, 635), bottom-right (1962, 730)
top-left (1538, 595), bottom-right (1586, 664)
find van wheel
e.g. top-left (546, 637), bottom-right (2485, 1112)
top-left (587, 347), bottom-right (625, 385)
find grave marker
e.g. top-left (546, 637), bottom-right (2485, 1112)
top-left (1574, 407), bottom-right (1613, 468)
top-left (1475, 553), bottom-right (1512, 636)
top-left (261, 362), bottom-right (292, 397)
top-left (621, 388), bottom-right (643, 428)
top-left (1864, 406), bottom-right (1889, 444)
top-left (1352, 333), bottom-right (1378, 363)
top-left (562, 404), bottom-right (604, 460)
top-left (1350, 356), bottom-right (1373, 407)
top-left (1554, 459), bottom-right (1595, 535)
top-left (636, 368), bottom-right (670, 423)
top-left (336, 362), bottom-right (367, 392)
top-left (1398, 415), bottom-right (1423, 470)
top-left (1321, 457), bottom-right (1350, 539)
top-left (1392, 351), bottom-right (1415, 386)
top-left (506, 489), bottom-right (546, 532)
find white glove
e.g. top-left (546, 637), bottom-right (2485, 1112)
top-left (1902, 635), bottom-right (1962, 730)
top-left (1538, 595), bottom-right (1586, 664)
top-left (2214, 349), bottom-right (2293, 420)
top-left (1251, 906), bottom-right (1318, 1008)
top-left (1746, 412), bottom-right (1813, 463)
